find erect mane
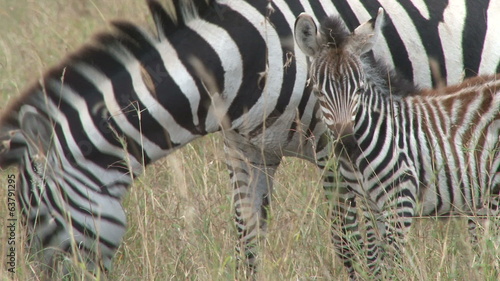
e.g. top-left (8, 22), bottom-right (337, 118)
top-left (146, 0), bottom-right (214, 39)
top-left (0, 0), bottom-right (217, 129)
top-left (366, 57), bottom-right (420, 97)
top-left (319, 16), bottom-right (350, 49)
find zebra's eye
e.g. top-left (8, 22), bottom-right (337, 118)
top-left (357, 81), bottom-right (366, 94)
top-left (313, 90), bottom-right (323, 97)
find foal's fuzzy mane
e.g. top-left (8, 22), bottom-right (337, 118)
top-left (319, 16), bottom-right (350, 49)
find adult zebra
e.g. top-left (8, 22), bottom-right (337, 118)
top-left (295, 9), bottom-right (500, 279)
top-left (0, 0), bottom-right (499, 278)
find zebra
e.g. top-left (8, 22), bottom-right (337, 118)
top-left (294, 8), bottom-right (500, 280)
top-left (1, 0), bottom-right (500, 278)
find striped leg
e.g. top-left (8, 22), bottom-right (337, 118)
top-left (322, 168), bottom-right (361, 280)
top-left (224, 132), bottom-right (281, 278)
top-left (469, 189), bottom-right (500, 246)
top-left (362, 207), bottom-right (384, 278)
top-left (317, 147), bottom-right (362, 280)
top-left (380, 176), bottom-right (418, 274)
top-left (329, 186), bottom-right (360, 280)
top-left (467, 218), bottom-right (480, 245)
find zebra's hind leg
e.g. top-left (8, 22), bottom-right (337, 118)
top-left (223, 132), bottom-right (281, 279)
top-left (469, 191), bottom-right (500, 249)
top-left (467, 194), bottom-right (500, 277)
top-left (468, 216), bottom-right (481, 246)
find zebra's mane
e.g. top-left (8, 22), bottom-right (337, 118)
top-left (147, 0), bottom-right (214, 39)
top-left (0, 0), bottom-right (215, 124)
top-left (363, 56), bottom-right (419, 97)
top-left (319, 16), bottom-right (350, 49)
top-left (320, 15), bottom-right (418, 97)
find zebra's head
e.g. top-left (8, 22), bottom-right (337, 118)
top-left (294, 8), bottom-right (385, 140)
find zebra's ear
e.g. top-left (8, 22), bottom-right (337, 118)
top-left (349, 7), bottom-right (385, 55)
top-left (294, 13), bottom-right (321, 57)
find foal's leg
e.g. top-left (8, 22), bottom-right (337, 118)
top-left (380, 171), bottom-right (418, 275)
top-left (362, 206), bottom-right (384, 278)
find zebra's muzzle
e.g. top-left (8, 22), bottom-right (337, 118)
top-left (330, 121), bottom-right (354, 140)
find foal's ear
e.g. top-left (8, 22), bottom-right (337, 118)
top-left (294, 13), bottom-right (321, 57)
top-left (349, 7), bottom-right (385, 55)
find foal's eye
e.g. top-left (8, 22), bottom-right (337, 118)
top-left (357, 81), bottom-right (366, 94)
top-left (313, 90), bottom-right (323, 97)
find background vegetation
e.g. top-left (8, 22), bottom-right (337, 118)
top-left (0, 0), bottom-right (497, 280)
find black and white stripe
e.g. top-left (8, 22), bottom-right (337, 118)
top-left (0, 0), bottom-right (499, 277)
top-left (295, 9), bottom-right (500, 280)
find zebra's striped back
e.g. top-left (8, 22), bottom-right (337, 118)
top-left (295, 9), bottom-right (500, 279)
top-left (406, 76), bottom-right (500, 215)
top-left (2, 0), bottom-right (500, 278)
top-left (347, 75), bottom-right (500, 214)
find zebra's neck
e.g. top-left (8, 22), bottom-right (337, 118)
top-left (348, 55), bottom-right (419, 148)
top-left (352, 84), bottom-right (402, 152)
top-left (360, 54), bottom-right (418, 98)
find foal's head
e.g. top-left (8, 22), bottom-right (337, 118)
top-left (294, 8), bottom-right (385, 139)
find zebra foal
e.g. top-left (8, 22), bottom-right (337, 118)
top-left (295, 8), bottom-right (500, 279)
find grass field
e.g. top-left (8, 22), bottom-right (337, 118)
top-left (0, 1), bottom-right (498, 280)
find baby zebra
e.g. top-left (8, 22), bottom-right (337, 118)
top-left (295, 8), bottom-right (500, 280)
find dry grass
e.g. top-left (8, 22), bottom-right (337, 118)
top-left (0, 1), bottom-right (498, 280)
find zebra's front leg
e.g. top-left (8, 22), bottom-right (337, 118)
top-left (362, 206), bottom-right (384, 278)
top-left (380, 178), bottom-right (418, 276)
top-left (317, 150), bottom-right (363, 280)
top-left (327, 182), bottom-right (362, 280)
top-left (224, 132), bottom-right (281, 279)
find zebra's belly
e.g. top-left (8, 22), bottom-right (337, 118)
top-left (348, 174), bottom-right (483, 216)
top-left (417, 181), bottom-right (481, 217)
